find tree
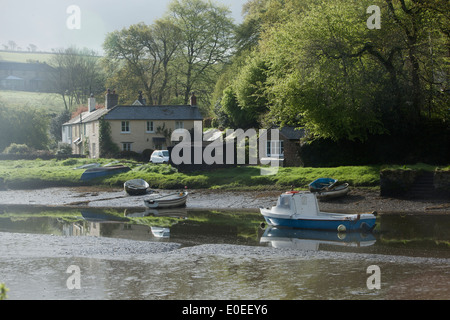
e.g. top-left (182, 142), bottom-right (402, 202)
top-left (0, 104), bottom-right (49, 151)
top-left (168, 0), bottom-right (235, 105)
top-left (103, 20), bottom-right (181, 105)
top-left (226, 0), bottom-right (449, 141)
top-left (49, 47), bottom-right (105, 110)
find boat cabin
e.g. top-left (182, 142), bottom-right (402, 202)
top-left (275, 192), bottom-right (320, 216)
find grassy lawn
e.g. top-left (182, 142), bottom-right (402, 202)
top-left (0, 51), bottom-right (55, 63)
top-left (0, 158), bottom-right (383, 190)
top-left (0, 90), bottom-right (64, 112)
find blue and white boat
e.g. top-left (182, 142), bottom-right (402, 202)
top-left (308, 178), bottom-right (337, 192)
top-left (80, 165), bottom-right (131, 181)
top-left (260, 191), bottom-right (376, 232)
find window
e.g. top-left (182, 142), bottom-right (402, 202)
top-left (122, 143), bottom-right (132, 151)
top-left (175, 121), bottom-right (184, 129)
top-left (267, 140), bottom-right (284, 157)
top-left (146, 121), bottom-right (154, 132)
top-left (121, 121), bottom-right (130, 133)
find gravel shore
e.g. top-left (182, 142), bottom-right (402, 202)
top-left (0, 186), bottom-right (448, 214)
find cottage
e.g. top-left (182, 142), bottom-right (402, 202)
top-left (62, 90), bottom-right (203, 158)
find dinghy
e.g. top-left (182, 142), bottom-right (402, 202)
top-left (316, 183), bottom-right (349, 200)
top-left (144, 191), bottom-right (188, 209)
top-left (80, 165), bottom-right (131, 181)
top-left (260, 191), bottom-right (376, 232)
top-left (308, 178), bottom-right (337, 192)
top-left (124, 179), bottom-right (149, 195)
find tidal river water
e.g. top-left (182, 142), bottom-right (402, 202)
top-left (0, 205), bottom-right (449, 300)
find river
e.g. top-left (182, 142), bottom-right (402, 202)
top-left (0, 205), bottom-right (449, 300)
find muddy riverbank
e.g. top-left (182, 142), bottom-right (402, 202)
top-left (0, 186), bottom-right (448, 214)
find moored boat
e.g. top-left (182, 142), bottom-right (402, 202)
top-left (316, 183), bottom-right (349, 200)
top-left (308, 178), bottom-right (337, 192)
top-left (260, 191), bottom-right (376, 232)
top-left (144, 191), bottom-right (188, 209)
top-left (124, 179), bottom-right (150, 195)
top-left (80, 165), bottom-right (131, 181)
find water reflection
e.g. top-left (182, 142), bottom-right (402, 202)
top-left (0, 205), bottom-right (449, 257)
top-left (260, 227), bottom-right (376, 250)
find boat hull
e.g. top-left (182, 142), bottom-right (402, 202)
top-left (80, 165), bottom-right (131, 181)
top-left (124, 179), bottom-right (149, 195)
top-left (144, 192), bottom-right (188, 209)
top-left (316, 183), bottom-right (349, 200)
top-left (261, 210), bottom-right (376, 232)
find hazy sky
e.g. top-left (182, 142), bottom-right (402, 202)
top-left (0, 0), bottom-right (247, 54)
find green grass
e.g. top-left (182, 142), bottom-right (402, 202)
top-left (0, 90), bottom-right (64, 112)
top-left (0, 158), bottom-right (383, 190)
top-left (0, 51), bottom-right (55, 63)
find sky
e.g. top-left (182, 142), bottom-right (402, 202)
top-left (0, 0), bottom-right (247, 55)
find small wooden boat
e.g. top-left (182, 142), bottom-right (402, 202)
top-left (144, 191), bottom-right (188, 209)
top-left (124, 179), bottom-right (149, 195)
top-left (308, 178), bottom-right (337, 192)
top-left (316, 183), bottom-right (349, 200)
top-left (80, 165), bottom-right (131, 181)
top-left (260, 191), bottom-right (376, 232)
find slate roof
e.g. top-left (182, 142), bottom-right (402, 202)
top-left (279, 126), bottom-right (305, 140)
top-left (63, 107), bottom-right (109, 125)
top-left (103, 105), bottom-right (203, 121)
top-left (63, 105), bottom-right (203, 125)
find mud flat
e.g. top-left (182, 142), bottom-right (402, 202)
top-left (0, 186), bottom-right (448, 214)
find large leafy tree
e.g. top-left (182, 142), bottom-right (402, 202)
top-left (168, 0), bottom-right (235, 106)
top-left (223, 0), bottom-right (449, 141)
top-left (103, 20), bottom-right (181, 105)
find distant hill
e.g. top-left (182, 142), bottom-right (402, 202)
top-left (0, 51), bottom-right (55, 64)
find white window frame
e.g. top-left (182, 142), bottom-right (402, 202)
top-left (267, 140), bottom-right (284, 157)
top-left (121, 121), bottom-right (130, 133)
top-left (122, 142), bottom-right (132, 151)
top-left (146, 121), bottom-right (154, 133)
top-left (175, 121), bottom-right (184, 129)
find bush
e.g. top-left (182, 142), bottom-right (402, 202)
top-left (56, 143), bottom-right (72, 155)
top-left (3, 143), bottom-right (30, 154)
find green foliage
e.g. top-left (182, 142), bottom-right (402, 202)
top-left (0, 283), bottom-right (8, 300)
top-left (213, 0), bottom-right (449, 146)
top-left (0, 104), bottom-right (49, 151)
top-left (99, 118), bottom-right (119, 157)
top-left (3, 143), bottom-right (30, 154)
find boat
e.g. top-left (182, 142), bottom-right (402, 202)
top-left (80, 165), bottom-right (131, 181)
top-left (260, 191), bottom-right (376, 232)
top-left (73, 163), bottom-right (101, 170)
top-left (124, 179), bottom-right (149, 195)
top-left (144, 191), bottom-right (188, 209)
top-left (150, 226), bottom-right (170, 238)
top-left (308, 178), bottom-right (337, 192)
top-left (260, 226), bottom-right (376, 250)
top-left (316, 183), bottom-right (349, 200)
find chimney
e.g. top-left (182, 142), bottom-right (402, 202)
top-left (88, 93), bottom-right (96, 112)
top-left (190, 92), bottom-right (197, 106)
top-left (138, 91), bottom-right (146, 105)
top-left (105, 89), bottom-right (119, 109)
